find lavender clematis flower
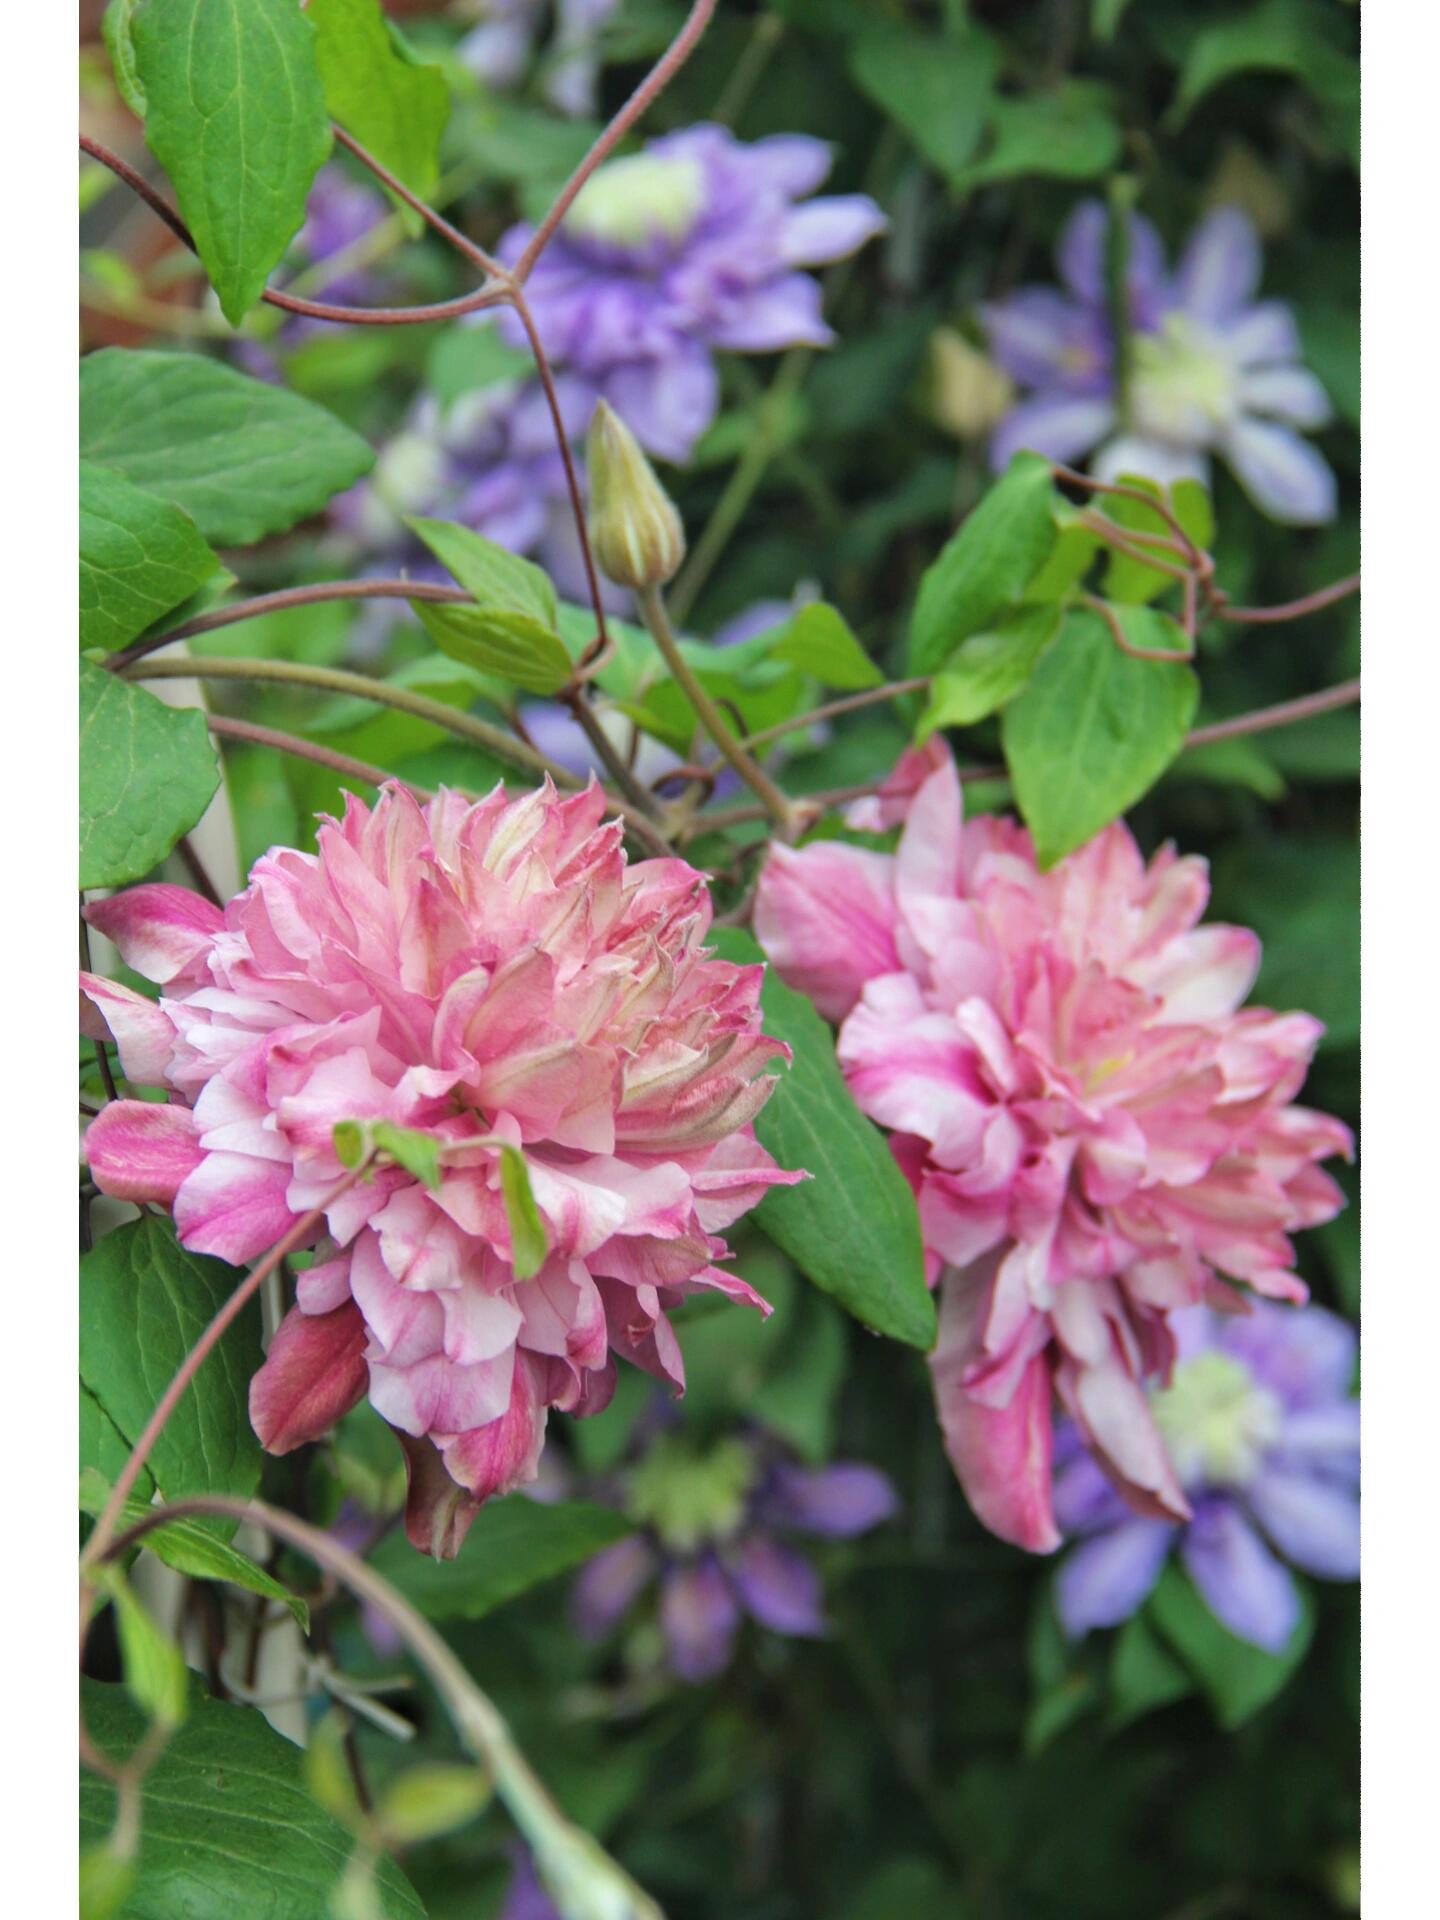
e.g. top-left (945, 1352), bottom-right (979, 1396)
top-left (983, 200), bottom-right (1337, 524)
top-left (571, 1421), bottom-right (898, 1681)
top-left (1053, 1300), bottom-right (1359, 1652)
top-left (495, 125), bottom-right (887, 462)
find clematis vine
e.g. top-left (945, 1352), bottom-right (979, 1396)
top-left (1054, 1300), bottom-right (1359, 1651)
top-left (754, 741), bottom-right (1351, 1553)
top-left (982, 200), bottom-right (1337, 523)
top-left (337, 125), bottom-right (884, 589)
top-left (81, 780), bottom-right (801, 1557)
top-left (571, 1415), bottom-right (898, 1680)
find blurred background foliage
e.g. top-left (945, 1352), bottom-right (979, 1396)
top-left (79, 3), bottom-right (1358, 1915)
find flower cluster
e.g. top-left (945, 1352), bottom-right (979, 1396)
top-left (755, 742), bottom-right (1351, 1552)
top-left (571, 1415), bottom-right (897, 1680)
top-left (982, 200), bottom-right (1336, 523)
top-left (341, 126), bottom-right (884, 589)
top-left (81, 781), bottom-right (800, 1556)
top-left (1054, 1300), bottom-right (1359, 1650)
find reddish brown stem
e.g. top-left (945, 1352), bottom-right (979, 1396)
top-left (331, 126), bottom-right (504, 280)
top-left (204, 713), bottom-right (432, 798)
top-left (79, 135), bottom-right (508, 328)
top-left (1214, 573), bottom-right (1361, 625)
top-left (106, 580), bottom-right (475, 674)
top-left (1185, 678), bottom-right (1360, 747)
top-left (1082, 591), bottom-right (1195, 662)
top-left (512, 0), bottom-right (721, 282)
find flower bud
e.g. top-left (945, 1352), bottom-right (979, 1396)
top-left (923, 328), bottom-right (1014, 442)
top-left (585, 400), bottom-right (686, 590)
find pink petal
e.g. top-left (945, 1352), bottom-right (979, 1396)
top-left (79, 974), bottom-right (177, 1085)
top-left (83, 1100), bottom-right (203, 1204)
top-left (249, 1301), bottom-right (369, 1453)
top-left (930, 1262), bottom-right (1061, 1552)
top-left (84, 885), bottom-right (223, 985)
top-left (173, 1151), bottom-right (297, 1265)
top-left (395, 1429), bottom-right (484, 1561)
top-left (753, 841), bottom-right (900, 1023)
top-left (439, 1353), bottom-right (547, 1501)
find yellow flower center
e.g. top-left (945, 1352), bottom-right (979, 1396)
top-left (1151, 1350), bottom-right (1282, 1488)
top-left (566, 152), bottom-right (706, 251)
top-left (626, 1434), bottom-right (757, 1553)
top-left (1130, 313), bottom-right (1237, 443)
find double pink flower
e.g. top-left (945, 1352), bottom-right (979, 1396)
top-left (82, 781), bottom-right (798, 1555)
top-left (755, 743), bottom-right (1350, 1551)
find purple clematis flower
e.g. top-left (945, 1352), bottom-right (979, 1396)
top-left (983, 200), bottom-right (1337, 524)
top-left (1053, 1300), bottom-right (1359, 1653)
top-left (495, 124), bottom-right (887, 462)
top-left (571, 1423), bottom-right (898, 1682)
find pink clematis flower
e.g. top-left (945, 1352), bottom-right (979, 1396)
top-left (754, 743), bottom-right (1350, 1553)
top-left (82, 781), bottom-right (799, 1556)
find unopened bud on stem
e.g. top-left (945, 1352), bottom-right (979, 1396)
top-left (585, 400), bottom-right (686, 591)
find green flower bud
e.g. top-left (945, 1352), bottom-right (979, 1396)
top-left (585, 400), bottom-right (686, 591)
top-left (923, 328), bottom-right (1014, 442)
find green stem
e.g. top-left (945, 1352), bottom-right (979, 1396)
top-left (636, 586), bottom-right (795, 832)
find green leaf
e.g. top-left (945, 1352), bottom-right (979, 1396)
top-left (770, 603), bottom-right (883, 690)
top-left (407, 516), bottom-right (559, 629)
top-left (907, 453), bottom-right (1058, 674)
top-left (1001, 606), bottom-right (1198, 867)
top-left (956, 83), bottom-right (1122, 191)
top-left (710, 929), bottom-right (935, 1351)
top-left (1107, 1613), bottom-right (1195, 1729)
top-left (310, 0), bottom-right (450, 206)
top-left (80, 1680), bottom-right (426, 1918)
top-left (132, 0), bottom-right (332, 325)
top-left (848, 25), bottom-right (999, 185)
top-left (1100, 473), bottom-right (1214, 605)
top-left (415, 602), bottom-right (575, 696)
top-left (102, 0), bottom-right (147, 117)
top-left (77, 1217), bottom-right (262, 1534)
top-left (377, 1766), bottom-right (492, 1848)
top-left (79, 1478), bottom-right (309, 1630)
top-left (369, 1497), bottom-right (633, 1621)
top-left (333, 1117), bottom-right (443, 1190)
top-left (98, 1568), bottom-right (189, 1729)
top-left (427, 324), bottom-right (535, 412)
top-left (1167, 0), bottom-right (1359, 162)
top-left (79, 661), bottom-right (221, 889)
top-left (918, 604), bottom-right (1062, 734)
top-left (1170, 737), bottom-right (1285, 802)
top-left (80, 461), bottom-right (219, 653)
top-left (1092, 0), bottom-right (1138, 39)
top-left (81, 1384), bottom-right (153, 1503)
top-left (498, 1144), bottom-right (549, 1281)
top-left (1147, 1563), bottom-right (1316, 1729)
top-left (79, 348), bottom-right (375, 546)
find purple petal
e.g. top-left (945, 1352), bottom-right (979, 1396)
top-left (1173, 208), bottom-right (1262, 321)
top-left (1180, 1502), bottom-right (1300, 1652)
top-left (1057, 201), bottom-right (1166, 306)
top-left (704, 273), bottom-right (833, 352)
top-left (981, 290), bottom-right (1102, 388)
top-left (660, 1557), bottom-right (741, 1681)
top-left (1051, 1443), bottom-right (1134, 1536)
top-left (778, 196), bottom-right (887, 267)
top-left (743, 132), bottom-right (835, 198)
top-left (1219, 299), bottom-right (1302, 367)
top-left (760, 1462), bottom-right (898, 1538)
top-left (603, 350), bottom-right (719, 463)
top-left (1239, 366), bottom-right (1332, 429)
top-left (1274, 1401), bottom-right (1361, 1471)
top-left (1055, 1518), bottom-right (1174, 1637)
top-left (498, 1846), bottom-right (561, 1920)
top-left (731, 1536), bottom-right (827, 1636)
top-left (1247, 1471), bottom-right (1359, 1580)
top-left (1217, 1302), bottom-right (1357, 1408)
top-left (990, 393), bottom-right (1116, 469)
top-left (1221, 418), bottom-right (1336, 524)
top-left (570, 1535), bottom-right (658, 1641)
